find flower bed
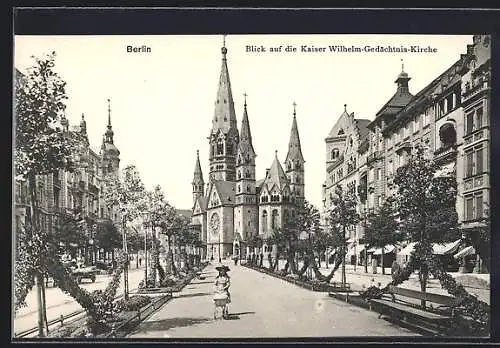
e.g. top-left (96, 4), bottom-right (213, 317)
top-left (243, 263), bottom-right (345, 293)
top-left (137, 266), bottom-right (203, 294)
top-left (46, 294), bottom-right (170, 338)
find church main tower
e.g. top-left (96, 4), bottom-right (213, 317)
top-left (208, 37), bottom-right (239, 182)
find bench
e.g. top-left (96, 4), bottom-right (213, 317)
top-left (369, 285), bottom-right (462, 335)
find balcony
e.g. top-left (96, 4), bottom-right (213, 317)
top-left (366, 151), bottom-right (382, 165)
top-left (395, 141), bottom-right (412, 154)
top-left (462, 81), bottom-right (489, 101)
top-left (434, 145), bottom-right (457, 163)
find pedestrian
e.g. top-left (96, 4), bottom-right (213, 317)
top-left (259, 252), bottom-right (264, 268)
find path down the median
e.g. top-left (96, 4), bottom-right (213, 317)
top-left (127, 262), bottom-right (418, 338)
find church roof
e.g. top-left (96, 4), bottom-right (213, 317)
top-left (213, 181), bottom-right (236, 205)
top-left (237, 101), bottom-right (256, 157)
top-left (192, 150), bottom-right (204, 184)
top-left (285, 111), bottom-right (305, 164)
top-left (262, 152), bottom-right (290, 192)
top-left (194, 196), bottom-right (208, 212)
top-left (210, 41), bottom-right (238, 136)
top-left (326, 108), bottom-right (350, 139)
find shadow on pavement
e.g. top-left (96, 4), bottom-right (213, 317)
top-left (191, 281), bottom-right (215, 285)
top-left (134, 317), bottom-right (211, 332)
top-left (224, 311), bottom-right (255, 320)
top-left (175, 292), bottom-right (212, 299)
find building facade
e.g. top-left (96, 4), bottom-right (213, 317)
top-left (190, 42), bottom-right (306, 261)
top-left (322, 35), bottom-right (491, 272)
top-left (14, 70), bottom-right (121, 261)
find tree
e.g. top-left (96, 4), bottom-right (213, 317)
top-left (142, 185), bottom-right (173, 285)
top-left (14, 52), bottom-right (78, 336)
top-left (94, 220), bottom-right (122, 263)
top-left (325, 185), bottom-right (360, 286)
top-left (51, 212), bottom-right (88, 258)
top-left (364, 197), bottom-right (403, 275)
top-left (102, 165), bottom-right (146, 300)
top-left (394, 146), bottom-right (460, 306)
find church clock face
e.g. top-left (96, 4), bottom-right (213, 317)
top-left (210, 213), bottom-right (220, 237)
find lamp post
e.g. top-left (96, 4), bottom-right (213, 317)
top-left (144, 214), bottom-right (149, 284)
top-left (122, 219), bottom-right (129, 301)
top-left (364, 207), bottom-right (368, 274)
top-left (218, 228), bottom-right (222, 263)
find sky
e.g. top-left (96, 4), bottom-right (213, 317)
top-left (14, 34), bottom-right (473, 210)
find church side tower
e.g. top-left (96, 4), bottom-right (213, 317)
top-left (234, 94), bottom-right (258, 243)
top-left (100, 98), bottom-right (120, 178)
top-left (192, 150), bottom-right (205, 206)
top-left (208, 37), bottom-right (239, 182)
top-left (285, 103), bottom-right (305, 203)
top-left (99, 98), bottom-right (120, 223)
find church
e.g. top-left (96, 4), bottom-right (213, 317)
top-left (190, 39), bottom-right (306, 261)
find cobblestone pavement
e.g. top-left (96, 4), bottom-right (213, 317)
top-left (127, 261), bottom-right (417, 338)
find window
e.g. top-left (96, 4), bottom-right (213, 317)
top-left (476, 107), bottom-right (483, 129)
top-left (226, 141), bottom-right (233, 155)
top-left (476, 146), bottom-right (484, 174)
top-left (331, 148), bottom-right (339, 160)
top-left (465, 193), bottom-right (484, 222)
top-left (424, 110), bottom-right (430, 126)
top-left (466, 106), bottom-right (484, 135)
top-left (376, 168), bottom-right (382, 181)
top-left (262, 210), bottom-right (268, 233)
top-left (271, 210), bottom-right (279, 230)
top-left (476, 194), bottom-right (484, 219)
top-left (238, 185), bottom-right (241, 193)
top-left (388, 160), bottom-right (393, 176)
top-left (466, 150), bottom-right (474, 177)
top-left (216, 139), bottom-right (224, 155)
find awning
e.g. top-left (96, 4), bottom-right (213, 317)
top-left (346, 243), bottom-right (366, 257)
top-left (398, 242), bottom-right (416, 256)
top-left (373, 245), bottom-right (396, 255)
top-left (454, 246), bottom-right (475, 259)
top-left (434, 162), bottom-right (456, 178)
top-left (433, 239), bottom-right (462, 255)
top-left (397, 240), bottom-right (461, 256)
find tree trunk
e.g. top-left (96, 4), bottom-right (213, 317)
top-left (381, 249), bottom-right (385, 275)
top-left (420, 264), bottom-right (428, 308)
top-left (35, 273), bottom-right (48, 337)
top-left (28, 174), bottom-right (48, 337)
top-left (364, 248), bottom-right (368, 273)
top-left (40, 274), bottom-right (49, 334)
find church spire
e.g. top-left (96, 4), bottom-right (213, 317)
top-left (286, 102), bottom-right (305, 164)
top-left (192, 149), bottom-right (205, 205)
top-left (239, 92), bottom-right (255, 156)
top-left (193, 149), bottom-right (204, 184)
top-left (211, 35), bottom-right (238, 136)
top-left (105, 98), bottom-right (114, 144)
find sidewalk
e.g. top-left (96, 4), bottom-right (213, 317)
top-left (271, 260), bottom-right (489, 304)
top-left (317, 264), bottom-right (490, 305)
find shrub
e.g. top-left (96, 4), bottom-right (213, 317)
top-left (114, 295), bottom-right (151, 313)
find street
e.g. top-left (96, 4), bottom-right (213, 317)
top-left (13, 266), bottom-right (146, 335)
top-left (127, 262), bottom-right (417, 338)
